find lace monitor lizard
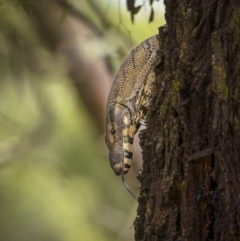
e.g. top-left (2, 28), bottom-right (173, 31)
top-left (105, 35), bottom-right (160, 200)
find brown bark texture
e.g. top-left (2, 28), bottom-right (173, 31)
top-left (135, 0), bottom-right (240, 241)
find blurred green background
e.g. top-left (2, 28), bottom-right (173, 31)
top-left (0, 0), bottom-right (164, 240)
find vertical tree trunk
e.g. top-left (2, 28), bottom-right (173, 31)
top-left (135, 1), bottom-right (240, 240)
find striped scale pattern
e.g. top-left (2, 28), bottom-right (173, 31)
top-left (105, 35), bottom-right (159, 176)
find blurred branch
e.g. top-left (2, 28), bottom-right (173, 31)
top-left (56, 0), bottom-right (133, 44)
top-left (55, 0), bottom-right (103, 36)
top-left (86, 0), bottom-right (115, 29)
top-left (22, 0), bottom-right (113, 132)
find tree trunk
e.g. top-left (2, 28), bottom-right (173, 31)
top-left (135, 1), bottom-right (240, 240)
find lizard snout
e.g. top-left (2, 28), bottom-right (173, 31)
top-left (109, 151), bottom-right (123, 176)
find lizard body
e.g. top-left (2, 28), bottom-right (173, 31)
top-left (105, 35), bottom-right (159, 179)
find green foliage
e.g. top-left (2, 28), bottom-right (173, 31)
top-left (0, 0), bottom-right (165, 240)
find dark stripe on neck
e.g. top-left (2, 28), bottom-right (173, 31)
top-left (124, 163), bottom-right (131, 169)
top-left (123, 135), bottom-right (133, 144)
top-left (124, 149), bottom-right (133, 159)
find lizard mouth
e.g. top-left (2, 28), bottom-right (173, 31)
top-left (112, 164), bottom-right (122, 175)
top-left (109, 156), bottom-right (131, 176)
top-left (109, 151), bottom-right (123, 176)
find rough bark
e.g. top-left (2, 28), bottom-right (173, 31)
top-left (135, 0), bottom-right (240, 240)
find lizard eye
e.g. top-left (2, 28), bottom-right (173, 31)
top-left (110, 127), bottom-right (116, 135)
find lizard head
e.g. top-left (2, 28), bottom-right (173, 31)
top-left (105, 103), bottom-right (137, 175)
